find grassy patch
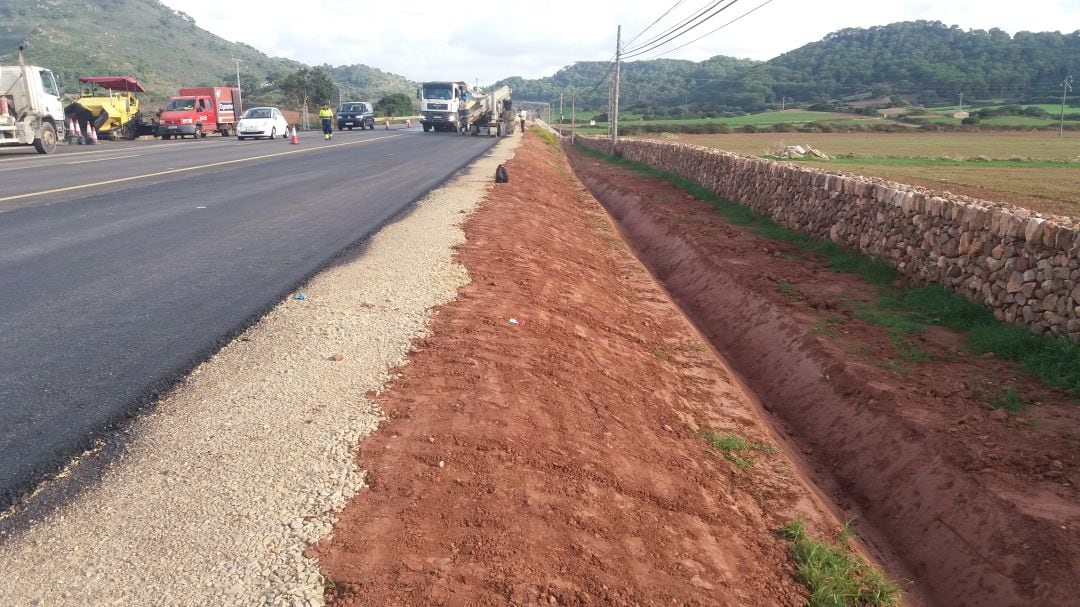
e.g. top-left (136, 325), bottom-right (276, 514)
top-left (533, 126), bottom-right (560, 150)
top-left (812, 314), bottom-right (846, 336)
top-left (779, 519), bottom-right (901, 607)
top-left (704, 430), bottom-right (777, 470)
top-left (778, 281), bottom-right (805, 301)
top-left (988, 386), bottom-right (1026, 413)
top-left (577, 142), bottom-right (1080, 398)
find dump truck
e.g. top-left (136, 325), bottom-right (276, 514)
top-left (157, 86), bottom-right (241, 139)
top-left (0, 45), bottom-right (65, 154)
top-left (458, 85), bottom-right (515, 137)
top-left (419, 81), bottom-right (468, 132)
top-left (420, 81), bottom-right (515, 136)
top-left (64, 76), bottom-right (147, 140)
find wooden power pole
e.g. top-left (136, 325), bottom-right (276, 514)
top-left (612, 25), bottom-right (621, 149)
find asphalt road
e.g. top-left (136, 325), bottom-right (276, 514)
top-left (0, 127), bottom-right (499, 507)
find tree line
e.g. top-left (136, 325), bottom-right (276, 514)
top-left (494, 21), bottom-right (1080, 114)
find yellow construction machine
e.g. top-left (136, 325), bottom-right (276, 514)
top-left (64, 76), bottom-right (147, 140)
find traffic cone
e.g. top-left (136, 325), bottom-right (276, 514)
top-left (86, 125), bottom-right (98, 145)
top-left (66, 118), bottom-right (77, 144)
top-left (406, 118), bottom-right (411, 128)
top-left (77, 121), bottom-right (86, 145)
top-left (289, 126), bottom-right (299, 145)
top-left (385, 118), bottom-right (390, 130)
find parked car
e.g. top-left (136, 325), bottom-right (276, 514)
top-left (337, 101), bottom-right (375, 130)
top-left (236, 106), bottom-right (290, 140)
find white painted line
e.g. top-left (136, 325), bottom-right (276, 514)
top-left (66, 154), bottom-right (141, 165)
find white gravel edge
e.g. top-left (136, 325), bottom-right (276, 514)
top-left (0, 135), bottom-right (520, 607)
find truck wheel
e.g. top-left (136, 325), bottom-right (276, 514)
top-left (238, 136), bottom-right (246, 141)
top-left (162, 134), bottom-right (172, 140)
top-left (423, 123), bottom-right (431, 132)
top-left (34, 122), bottom-right (58, 154)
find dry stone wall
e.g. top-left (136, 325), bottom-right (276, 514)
top-left (578, 137), bottom-right (1080, 341)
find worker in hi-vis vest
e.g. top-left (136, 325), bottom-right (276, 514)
top-left (319, 104), bottom-right (334, 140)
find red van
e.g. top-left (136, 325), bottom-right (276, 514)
top-left (157, 87), bottom-right (241, 139)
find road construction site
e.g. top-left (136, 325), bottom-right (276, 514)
top-left (2, 127), bottom-right (1078, 606)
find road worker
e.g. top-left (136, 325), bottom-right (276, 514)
top-left (319, 103), bottom-right (334, 140)
top-left (518, 109), bottom-right (526, 133)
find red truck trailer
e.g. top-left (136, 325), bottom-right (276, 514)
top-left (156, 87), bottom-right (241, 139)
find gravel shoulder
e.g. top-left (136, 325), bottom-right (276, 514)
top-left (0, 134), bottom-right (520, 606)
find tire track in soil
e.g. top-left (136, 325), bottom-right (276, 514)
top-left (313, 132), bottom-right (844, 606)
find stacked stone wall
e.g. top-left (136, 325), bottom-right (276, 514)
top-left (578, 137), bottom-right (1080, 341)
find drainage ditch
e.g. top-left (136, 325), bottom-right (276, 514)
top-left (567, 147), bottom-right (1076, 607)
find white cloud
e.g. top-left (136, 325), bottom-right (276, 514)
top-left (161, 0), bottom-right (1080, 83)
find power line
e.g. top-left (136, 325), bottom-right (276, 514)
top-left (637, 0), bottom-right (778, 61)
top-left (622, 0), bottom-right (690, 49)
top-left (621, 0), bottom-right (731, 55)
top-left (621, 0), bottom-right (743, 60)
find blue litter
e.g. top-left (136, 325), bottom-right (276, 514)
top-left (295, 293), bottom-right (306, 300)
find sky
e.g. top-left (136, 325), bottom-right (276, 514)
top-left (160, 0), bottom-right (1080, 84)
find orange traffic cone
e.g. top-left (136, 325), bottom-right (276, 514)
top-left (289, 126), bottom-right (299, 145)
top-left (66, 118), bottom-right (78, 144)
top-left (385, 118), bottom-right (390, 130)
top-left (86, 124), bottom-right (97, 145)
top-left (406, 118), bottom-right (411, 128)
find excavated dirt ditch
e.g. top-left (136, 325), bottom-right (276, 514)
top-left (566, 144), bottom-right (1080, 607)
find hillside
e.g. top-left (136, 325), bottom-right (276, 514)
top-left (492, 55), bottom-right (758, 114)
top-left (319, 64), bottom-right (417, 103)
top-left (0, 0), bottom-right (415, 106)
top-left (497, 21), bottom-right (1080, 113)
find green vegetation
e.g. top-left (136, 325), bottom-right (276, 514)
top-left (677, 132), bottom-right (1080, 218)
top-left (703, 430), bottom-right (777, 470)
top-left (779, 519), bottom-right (901, 607)
top-left (533, 127), bottom-right (560, 149)
top-left (375, 93), bottom-right (416, 117)
top-left (578, 142), bottom-right (1080, 398)
top-left (494, 21), bottom-right (1080, 115)
top-left (988, 386), bottom-right (1027, 413)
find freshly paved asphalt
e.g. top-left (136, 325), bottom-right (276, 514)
top-left (0, 127), bottom-right (499, 507)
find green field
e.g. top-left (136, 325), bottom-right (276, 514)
top-left (670, 131), bottom-right (1080, 218)
top-left (928, 103), bottom-right (1078, 114)
top-left (926, 115), bottom-right (1079, 127)
top-left (555, 109), bottom-right (896, 134)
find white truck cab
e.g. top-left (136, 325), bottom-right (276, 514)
top-left (0, 46), bottom-right (66, 154)
top-left (419, 81), bottom-right (470, 133)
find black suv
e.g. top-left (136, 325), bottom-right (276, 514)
top-left (337, 101), bottom-right (375, 130)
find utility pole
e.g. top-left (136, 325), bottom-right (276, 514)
top-left (233, 58), bottom-right (243, 113)
top-left (571, 87), bottom-right (576, 143)
top-left (560, 92), bottom-right (564, 124)
top-left (612, 24), bottom-right (622, 149)
top-left (1061, 75), bottom-right (1074, 139)
top-left (958, 91), bottom-right (963, 113)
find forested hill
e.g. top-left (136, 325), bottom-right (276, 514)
top-left (743, 21), bottom-right (1080, 105)
top-left (0, 0), bottom-right (414, 104)
top-left (492, 56), bottom-right (759, 114)
top-left (499, 21), bottom-right (1080, 113)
